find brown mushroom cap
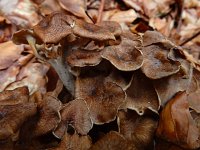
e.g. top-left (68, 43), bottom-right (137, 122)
top-left (58, 99), bottom-right (93, 135)
top-left (33, 12), bottom-right (73, 43)
top-left (89, 131), bottom-right (133, 150)
top-left (66, 49), bottom-right (102, 67)
top-left (117, 110), bottom-right (157, 149)
top-left (101, 35), bottom-right (143, 71)
top-left (153, 68), bottom-right (197, 106)
top-left (188, 89), bottom-right (200, 113)
top-left (98, 21), bottom-right (122, 37)
top-left (143, 30), bottom-right (166, 46)
top-left (12, 29), bottom-right (35, 45)
top-left (141, 44), bottom-right (181, 79)
top-left (0, 87), bottom-right (29, 105)
top-left (72, 19), bottom-right (115, 41)
top-left (51, 132), bottom-right (92, 150)
top-left (125, 71), bottom-right (159, 115)
top-left (76, 75), bottom-right (126, 124)
top-left (33, 94), bottom-right (62, 136)
top-left (0, 87), bottom-right (37, 141)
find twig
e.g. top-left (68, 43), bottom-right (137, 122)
top-left (180, 30), bottom-right (200, 46)
top-left (96, 0), bottom-right (105, 23)
top-left (85, 10), bottom-right (95, 24)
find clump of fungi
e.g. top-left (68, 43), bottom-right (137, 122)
top-left (0, 12), bottom-right (200, 149)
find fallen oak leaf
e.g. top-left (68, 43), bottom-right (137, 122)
top-left (156, 91), bottom-right (200, 149)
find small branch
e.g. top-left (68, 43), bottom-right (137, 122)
top-left (85, 10), bottom-right (95, 24)
top-left (180, 30), bottom-right (200, 46)
top-left (96, 0), bottom-right (105, 23)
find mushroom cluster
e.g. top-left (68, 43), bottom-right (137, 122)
top-left (1, 11), bottom-right (200, 149)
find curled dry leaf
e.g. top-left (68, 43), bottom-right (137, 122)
top-left (103, 9), bottom-right (138, 24)
top-left (0, 63), bottom-right (20, 92)
top-left (101, 34), bottom-right (143, 71)
top-left (33, 12), bottom-right (73, 43)
top-left (126, 71), bottom-right (159, 115)
top-left (0, 0), bottom-right (40, 27)
top-left (72, 19), bottom-right (115, 41)
top-left (0, 41), bottom-right (23, 70)
top-left (51, 133), bottom-right (92, 150)
top-left (117, 110), bottom-right (157, 149)
top-left (0, 87), bottom-right (37, 141)
top-left (76, 75), bottom-right (126, 124)
top-left (57, 99), bottom-right (92, 136)
top-left (66, 49), bottom-right (102, 67)
top-left (6, 62), bottom-right (49, 95)
top-left (156, 91), bottom-right (200, 149)
top-left (57, 0), bottom-right (88, 20)
top-left (89, 131), bottom-right (133, 150)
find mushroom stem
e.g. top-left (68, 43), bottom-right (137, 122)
top-left (26, 35), bottom-right (45, 61)
top-left (48, 57), bottom-right (75, 96)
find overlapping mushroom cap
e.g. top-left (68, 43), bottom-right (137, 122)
top-left (9, 11), bottom-right (200, 149)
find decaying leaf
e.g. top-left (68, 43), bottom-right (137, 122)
top-left (156, 91), bottom-right (200, 149)
top-left (0, 0), bottom-right (40, 27)
top-left (0, 41), bottom-right (23, 70)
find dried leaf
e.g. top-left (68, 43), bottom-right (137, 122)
top-left (57, 0), bottom-right (88, 20)
top-left (6, 62), bottom-right (49, 95)
top-left (156, 91), bottom-right (200, 149)
top-left (0, 41), bottom-right (23, 70)
top-left (0, 0), bottom-right (40, 27)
